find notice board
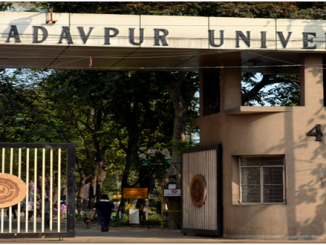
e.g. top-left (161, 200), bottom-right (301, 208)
top-left (123, 188), bottom-right (148, 199)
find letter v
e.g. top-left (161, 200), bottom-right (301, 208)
top-left (277, 32), bottom-right (292, 48)
top-left (78, 27), bottom-right (94, 44)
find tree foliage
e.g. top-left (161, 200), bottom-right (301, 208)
top-left (242, 73), bottom-right (300, 106)
top-left (51, 2), bottom-right (326, 19)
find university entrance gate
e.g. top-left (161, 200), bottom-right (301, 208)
top-left (0, 143), bottom-right (75, 238)
top-left (1, 11), bottom-right (326, 239)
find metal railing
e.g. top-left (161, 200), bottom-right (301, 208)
top-left (0, 143), bottom-right (75, 239)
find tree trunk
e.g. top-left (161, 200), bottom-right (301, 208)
top-left (161, 71), bottom-right (196, 229)
top-left (87, 176), bottom-right (96, 209)
top-left (76, 157), bottom-right (87, 211)
top-left (162, 111), bottom-right (186, 229)
top-left (95, 160), bottom-right (106, 202)
top-left (136, 168), bottom-right (156, 221)
top-left (116, 174), bottom-right (120, 207)
top-left (76, 173), bottom-right (86, 211)
top-left (115, 142), bottom-right (138, 221)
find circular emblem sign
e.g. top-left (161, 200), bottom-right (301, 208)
top-left (0, 173), bottom-right (27, 208)
top-left (190, 174), bottom-right (206, 207)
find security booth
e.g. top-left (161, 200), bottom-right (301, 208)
top-left (183, 51), bottom-right (326, 239)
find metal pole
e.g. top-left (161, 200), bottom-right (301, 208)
top-left (9, 148), bottom-right (13, 233)
top-left (57, 148), bottom-right (61, 232)
top-left (1, 148), bottom-right (5, 233)
top-left (140, 204), bottom-right (144, 226)
top-left (25, 149), bottom-right (29, 233)
top-left (50, 4), bottom-right (53, 20)
top-left (34, 148), bottom-right (37, 232)
top-left (41, 148), bottom-right (45, 232)
top-left (50, 149), bottom-right (53, 232)
top-left (17, 148), bottom-right (22, 232)
top-left (161, 188), bottom-right (163, 230)
top-left (66, 147), bottom-right (76, 236)
top-left (127, 202), bottom-right (130, 227)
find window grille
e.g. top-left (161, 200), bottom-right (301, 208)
top-left (240, 156), bottom-right (285, 204)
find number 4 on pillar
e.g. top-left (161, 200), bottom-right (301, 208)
top-left (307, 124), bottom-right (323, 141)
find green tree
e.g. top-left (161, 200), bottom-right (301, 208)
top-left (36, 70), bottom-right (175, 214)
top-left (37, 70), bottom-right (122, 209)
top-left (106, 71), bottom-right (174, 215)
top-left (242, 73), bottom-right (300, 106)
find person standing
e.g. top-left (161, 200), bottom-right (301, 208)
top-left (6, 204), bottom-right (17, 219)
top-left (36, 198), bottom-right (41, 218)
top-left (20, 199), bottom-right (25, 213)
top-left (38, 196), bottom-right (50, 227)
top-left (27, 200), bottom-right (33, 220)
top-left (60, 201), bottom-right (67, 218)
top-left (43, 196), bottom-right (51, 228)
top-left (93, 194), bottom-right (115, 232)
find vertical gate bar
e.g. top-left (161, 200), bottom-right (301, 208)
top-left (1, 148), bottom-right (5, 233)
top-left (10, 148), bottom-right (13, 175)
top-left (50, 149), bottom-right (53, 232)
top-left (66, 147), bottom-right (76, 236)
top-left (41, 149), bottom-right (45, 232)
top-left (9, 148), bottom-right (13, 233)
top-left (57, 148), bottom-right (61, 232)
top-left (17, 148), bottom-right (22, 233)
top-left (25, 148), bottom-right (30, 233)
top-left (33, 148), bottom-right (37, 232)
top-left (1, 148), bottom-right (4, 172)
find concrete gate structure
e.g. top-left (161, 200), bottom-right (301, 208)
top-left (0, 11), bottom-right (326, 239)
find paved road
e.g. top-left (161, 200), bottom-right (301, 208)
top-left (1, 220), bottom-right (326, 243)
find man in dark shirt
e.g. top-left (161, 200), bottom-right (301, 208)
top-left (93, 194), bottom-right (115, 232)
top-left (6, 204), bottom-right (17, 219)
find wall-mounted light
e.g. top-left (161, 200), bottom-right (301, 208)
top-left (46, 3), bottom-right (57, 24)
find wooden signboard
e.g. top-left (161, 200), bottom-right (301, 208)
top-left (123, 188), bottom-right (148, 199)
top-left (0, 173), bottom-right (27, 208)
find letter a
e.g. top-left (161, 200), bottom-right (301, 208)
top-left (6, 25), bottom-right (21, 43)
top-left (58, 26), bottom-right (73, 44)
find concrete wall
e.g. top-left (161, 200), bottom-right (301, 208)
top-left (196, 53), bottom-right (326, 239)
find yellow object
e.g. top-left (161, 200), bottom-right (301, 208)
top-left (123, 188), bottom-right (148, 199)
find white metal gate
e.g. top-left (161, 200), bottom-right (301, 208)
top-left (0, 143), bottom-right (75, 238)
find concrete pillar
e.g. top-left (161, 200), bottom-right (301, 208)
top-left (221, 53), bottom-right (242, 111)
top-left (199, 68), bottom-right (220, 117)
top-left (300, 53), bottom-right (324, 108)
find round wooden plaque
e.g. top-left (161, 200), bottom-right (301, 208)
top-left (190, 174), bottom-right (206, 207)
top-left (0, 173), bottom-right (27, 208)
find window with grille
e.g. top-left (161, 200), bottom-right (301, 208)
top-left (240, 156), bottom-right (285, 204)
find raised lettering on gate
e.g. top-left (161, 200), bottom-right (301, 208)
top-left (0, 177), bottom-right (20, 204)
